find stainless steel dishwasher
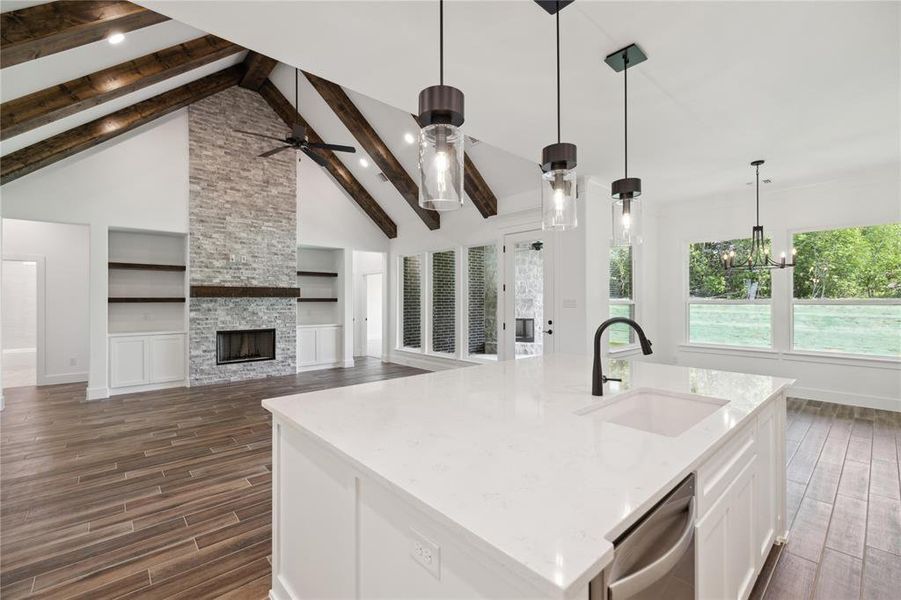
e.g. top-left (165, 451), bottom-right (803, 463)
top-left (590, 474), bottom-right (696, 600)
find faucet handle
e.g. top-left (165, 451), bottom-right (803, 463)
top-left (602, 376), bottom-right (622, 384)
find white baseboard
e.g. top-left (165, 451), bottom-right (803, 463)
top-left (388, 350), bottom-right (477, 372)
top-left (342, 358), bottom-right (355, 368)
top-left (108, 380), bottom-right (185, 397)
top-left (297, 362), bottom-right (345, 373)
top-left (40, 371), bottom-right (88, 385)
top-left (86, 386), bottom-right (110, 400)
top-left (790, 385), bottom-right (901, 412)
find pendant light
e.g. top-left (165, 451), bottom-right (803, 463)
top-left (605, 44), bottom-right (647, 245)
top-left (540, 0), bottom-right (578, 231)
top-left (723, 160), bottom-right (797, 271)
top-left (417, 0), bottom-right (465, 212)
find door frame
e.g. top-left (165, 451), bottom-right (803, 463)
top-left (2, 254), bottom-right (47, 385)
top-left (501, 230), bottom-right (555, 361)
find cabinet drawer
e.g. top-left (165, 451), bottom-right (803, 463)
top-left (697, 419), bottom-right (757, 517)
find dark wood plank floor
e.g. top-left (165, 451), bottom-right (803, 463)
top-left (0, 358), bottom-right (426, 599)
top-left (756, 398), bottom-right (901, 600)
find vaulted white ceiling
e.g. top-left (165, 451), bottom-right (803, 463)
top-left (137, 0), bottom-right (900, 205)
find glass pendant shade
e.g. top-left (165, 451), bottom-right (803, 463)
top-left (418, 123), bottom-right (464, 211)
top-left (612, 195), bottom-right (641, 245)
top-left (541, 167), bottom-right (578, 231)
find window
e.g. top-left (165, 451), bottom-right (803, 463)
top-left (466, 245), bottom-right (498, 359)
top-left (431, 250), bottom-right (456, 354)
top-left (688, 239), bottom-right (772, 348)
top-left (401, 255), bottom-right (422, 349)
top-left (609, 245), bottom-right (635, 348)
top-left (792, 223), bottom-right (900, 357)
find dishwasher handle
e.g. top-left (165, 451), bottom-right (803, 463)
top-left (608, 497), bottom-right (695, 600)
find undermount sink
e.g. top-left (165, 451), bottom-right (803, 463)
top-left (576, 388), bottom-right (728, 437)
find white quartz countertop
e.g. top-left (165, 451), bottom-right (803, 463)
top-left (263, 355), bottom-right (793, 597)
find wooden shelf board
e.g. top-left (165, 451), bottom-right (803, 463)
top-left (297, 271), bottom-right (338, 277)
top-left (109, 297), bottom-right (185, 303)
top-left (297, 297), bottom-right (338, 302)
top-left (109, 262), bottom-right (186, 272)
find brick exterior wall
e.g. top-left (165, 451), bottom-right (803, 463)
top-left (188, 86), bottom-right (297, 385)
top-left (431, 250), bottom-right (456, 353)
top-left (467, 245), bottom-right (498, 354)
top-left (402, 256), bottom-right (422, 348)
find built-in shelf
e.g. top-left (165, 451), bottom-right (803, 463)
top-left (297, 270), bottom-right (338, 278)
top-left (109, 262), bottom-right (186, 272)
top-left (190, 286), bottom-right (300, 298)
top-left (298, 297), bottom-right (338, 303)
top-left (109, 297), bottom-right (186, 303)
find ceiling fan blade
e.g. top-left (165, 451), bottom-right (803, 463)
top-left (235, 129), bottom-right (287, 143)
top-left (307, 142), bottom-right (356, 154)
top-left (259, 145), bottom-right (293, 158)
top-left (302, 147), bottom-right (329, 167)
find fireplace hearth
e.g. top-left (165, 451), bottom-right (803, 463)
top-left (216, 328), bottom-right (276, 365)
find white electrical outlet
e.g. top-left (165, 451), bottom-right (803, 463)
top-left (409, 527), bottom-right (440, 579)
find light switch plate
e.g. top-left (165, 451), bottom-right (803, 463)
top-left (409, 527), bottom-right (440, 579)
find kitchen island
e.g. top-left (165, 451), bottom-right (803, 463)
top-left (263, 355), bottom-right (793, 600)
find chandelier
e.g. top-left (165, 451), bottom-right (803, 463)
top-left (722, 160), bottom-right (797, 271)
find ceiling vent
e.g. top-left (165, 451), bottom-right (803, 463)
top-left (377, 172), bottom-right (389, 183)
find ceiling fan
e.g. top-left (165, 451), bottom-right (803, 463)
top-left (234, 68), bottom-right (355, 167)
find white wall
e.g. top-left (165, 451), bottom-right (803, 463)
top-left (2, 219), bottom-right (90, 385)
top-left (650, 165), bottom-right (901, 409)
top-left (0, 111), bottom-right (190, 398)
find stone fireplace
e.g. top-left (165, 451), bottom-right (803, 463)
top-left (188, 86), bottom-right (297, 385)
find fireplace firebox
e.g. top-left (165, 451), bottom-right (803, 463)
top-left (216, 328), bottom-right (276, 365)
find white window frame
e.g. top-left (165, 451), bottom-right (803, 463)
top-left (608, 242), bottom-right (640, 355)
top-left (397, 253), bottom-right (425, 354)
top-left (788, 224), bottom-right (901, 360)
top-left (684, 239), bottom-right (775, 351)
top-left (462, 242), bottom-right (501, 363)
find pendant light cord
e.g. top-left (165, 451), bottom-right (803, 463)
top-left (755, 162), bottom-right (760, 226)
top-left (294, 68), bottom-right (299, 125)
top-left (439, 0), bottom-right (444, 85)
top-left (624, 51), bottom-right (629, 179)
top-left (556, 3), bottom-right (561, 144)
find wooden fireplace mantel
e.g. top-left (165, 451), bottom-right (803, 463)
top-left (190, 285), bottom-right (300, 298)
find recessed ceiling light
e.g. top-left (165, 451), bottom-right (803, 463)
top-left (359, 158), bottom-right (369, 168)
top-left (107, 33), bottom-right (125, 45)
top-left (404, 132), bottom-right (415, 144)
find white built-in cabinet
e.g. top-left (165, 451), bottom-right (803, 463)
top-left (297, 325), bottom-right (342, 368)
top-left (695, 396), bottom-right (785, 600)
top-left (109, 332), bottom-right (186, 390)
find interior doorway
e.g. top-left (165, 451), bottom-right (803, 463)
top-left (352, 251), bottom-right (386, 360)
top-left (364, 273), bottom-right (383, 358)
top-left (503, 230), bottom-right (555, 359)
top-left (2, 258), bottom-right (41, 388)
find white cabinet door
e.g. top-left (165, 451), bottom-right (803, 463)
top-left (697, 457), bottom-right (759, 600)
top-left (316, 327), bottom-right (340, 364)
top-left (755, 401), bottom-right (779, 563)
top-left (148, 335), bottom-right (185, 383)
top-left (298, 328), bottom-right (318, 366)
top-left (110, 337), bottom-right (148, 388)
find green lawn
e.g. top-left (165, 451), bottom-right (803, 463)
top-left (687, 303), bottom-right (900, 357)
top-left (793, 304), bottom-right (901, 357)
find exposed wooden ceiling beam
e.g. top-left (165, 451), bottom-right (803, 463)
top-left (305, 71), bottom-right (440, 231)
top-left (0, 1), bottom-right (170, 69)
top-left (258, 79), bottom-right (398, 239)
top-left (239, 51), bottom-right (277, 91)
top-left (1, 35), bottom-right (242, 140)
top-left (410, 114), bottom-right (499, 219)
top-left (463, 152), bottom-right (499, 218)
top-left (1, 65), bottom-right (243, 186)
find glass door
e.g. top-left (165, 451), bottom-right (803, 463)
top-left (502, 231), bottom-right (555, 360)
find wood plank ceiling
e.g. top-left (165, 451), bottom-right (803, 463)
top-left (0, 0), bottom-right (500, 235)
